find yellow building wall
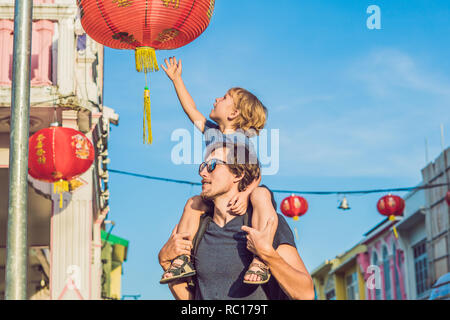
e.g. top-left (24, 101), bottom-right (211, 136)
top-left (110, 263), bottom-right (122, 300)
top-left (357, 267), bottom-right (366, 300)
top-left (335, 274), bottom-right (346, 300)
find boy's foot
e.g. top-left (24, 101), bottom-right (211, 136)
top-left (159, 254), bottom-right (196, 284)
top-left (243, 257), bottom-right (271, 285)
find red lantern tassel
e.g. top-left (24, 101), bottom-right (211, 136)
top-left (389, 215), bottom-right (399, 239)
top-left (135, 47), bottom-right (158, 145)
top-left (143, 87), bottom-right (152, 144)
top-left (293, 216), bottom-right (299, 240)
top-left (53, 179), bottom-right (69, 208)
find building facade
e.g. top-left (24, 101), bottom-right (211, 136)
top-left (0, 0), bottom-right (126, 299)
top-left (312, 244), bottom-right (367, 300)
top-left (396, 187), bottom-right (429, 299)
top-left (359, 217), bottom-right (407, 300)
top-left (421, 147), bottom-right (450, 289)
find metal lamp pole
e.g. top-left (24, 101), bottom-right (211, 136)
top-left (5, 0), bottom-right (33, 300)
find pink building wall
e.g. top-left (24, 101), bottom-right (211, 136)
top-left (358, 228), bottom-right (407, 300)
top-left (0, 0), bottom-right (55, 87)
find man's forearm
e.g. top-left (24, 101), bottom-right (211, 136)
top-left (260, 248), bottom-right (315, 300)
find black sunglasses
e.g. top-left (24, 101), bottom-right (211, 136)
top-left (199, 158), bottom-right (227, 174)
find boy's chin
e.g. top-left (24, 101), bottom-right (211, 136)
top-left (209, 113), bottom-right (218, 122)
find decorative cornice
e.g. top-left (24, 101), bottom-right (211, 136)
top-left (0, 4), bottom-right (78, 20)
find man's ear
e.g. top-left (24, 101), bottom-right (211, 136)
top-left (233, 172), bottom-right (245, 184)
top-left (228, 108), bottom-right (240, 121)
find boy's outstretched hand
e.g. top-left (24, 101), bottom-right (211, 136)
top-left (161, 56), bottom-right (182, 81)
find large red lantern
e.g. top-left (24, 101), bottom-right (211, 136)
top-left (377, 194), bottom-right (405, 239)
top-left (280, 194), bottom-right (308, 240)
top-left (28, 125), bottom-right (95, 207)
top-left (445, 191), bottom-right (450, 206)
top-left (78, 0), bottom-right (215, 144)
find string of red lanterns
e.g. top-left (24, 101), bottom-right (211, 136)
top-left (280, 193), bottom-right (410, 240)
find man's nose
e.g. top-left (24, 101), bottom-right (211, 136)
top-left (199, 165), bottom-right (208, 177)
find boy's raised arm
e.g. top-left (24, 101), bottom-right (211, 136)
top-left (161, 57), bottom-right (206, 132)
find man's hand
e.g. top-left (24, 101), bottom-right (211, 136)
top-left (228, 193), bottom-right (248, 215)
top-left (161, 56), bottom-right (182, 82)
top-left (158, 224), bottom-right (193, 270)
top-left (241, 217), bottom-right (276, 260)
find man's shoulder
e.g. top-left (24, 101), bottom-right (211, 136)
top-left (274, 213), bottom-right (297, 249)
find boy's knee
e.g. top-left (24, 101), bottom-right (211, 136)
top-left (185, 195), bottom-right (210, 212)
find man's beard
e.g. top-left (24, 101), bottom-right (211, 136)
top-left (200, 184), bottom-right (228, 202)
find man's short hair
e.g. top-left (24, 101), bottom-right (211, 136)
top-left (205, 142), bottom-right (260, 192)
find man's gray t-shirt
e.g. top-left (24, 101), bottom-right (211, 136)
top-left (193, 212), bottom-right (296, 300)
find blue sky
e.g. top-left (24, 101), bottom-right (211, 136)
top-left (102, 0), bottom-right (450, 299)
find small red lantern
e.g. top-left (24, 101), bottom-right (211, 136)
top-left (377, 194), bottom-right (405, 238)
top-left (281, 194), bottom-right (308, 221)
top-left (280, 194), bottom-right (308, 240)
top-left (445, 191), bottom-right (450, 206)
top-left (377, 194), bottom-right (405, 217)
top-left (28, 125), bottom-right (95, 207)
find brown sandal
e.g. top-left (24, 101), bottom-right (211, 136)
top-left (243, 262), bottom-right (271, 285)
top-left (159, 254), bottom-right (196, 284)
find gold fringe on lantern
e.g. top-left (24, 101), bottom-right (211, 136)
top-left (143, 87), bottom-right (152, 144)
top-left (53, 179), bottom-right (69, 208)
top-left (135, 47), bottom-right (159, 73)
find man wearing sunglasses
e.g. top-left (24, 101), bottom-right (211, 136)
top-left (158, 142), bottom-right (314, 300)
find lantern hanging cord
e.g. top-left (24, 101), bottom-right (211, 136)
top-left (108, 169), bottom-right (450, 195)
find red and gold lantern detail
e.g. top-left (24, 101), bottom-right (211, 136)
top-left (377, 194), bottom-right (405, 238)
top-left (280, 194), bottom-right (308, 240)
top-left (281, 194), bottom-right (308, 221)
top-left (77, 0), bottom-right (214, 144)
top-left (28, 126), bottom-right (95, 208)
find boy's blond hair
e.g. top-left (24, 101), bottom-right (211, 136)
top-left (228, 87), bottom-right (267, 136)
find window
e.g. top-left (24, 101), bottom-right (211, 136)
top-left (324, 276), bottom-right (336, 300)
top-left (413, 240), bottom-right (429, 297)
top-left (346, 272), bottom-right (359, 300)
top-left (325, 289), bottom-right (336, 300)
top-left (383, 246), bottom-right (392, 300)
top-left (372, 252), bottom-right (382, 300)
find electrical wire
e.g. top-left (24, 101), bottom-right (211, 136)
top-left (108, 168), bottom-right (450, 195)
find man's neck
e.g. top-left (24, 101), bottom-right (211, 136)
top-left (212, 189), bottom-right (241, 227)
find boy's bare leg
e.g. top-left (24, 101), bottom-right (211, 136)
top-left (162, 195), bottom-right (210, 280)
top-left (244, 187), bottom-right (278, 283)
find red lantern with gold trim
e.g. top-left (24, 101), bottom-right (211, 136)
top-left (281, 194), bottom-right (308, 221)
top-left (28, 125), bottom-right (95, 207)
top-left (377, 194), bottom-right (405, 239)
top-left (280, 194), bottom-right (308, 240)
top-left (77, 0), bottom-right (215, 144)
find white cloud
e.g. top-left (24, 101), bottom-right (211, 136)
top-left (350, 48), bottom-right (450, 98)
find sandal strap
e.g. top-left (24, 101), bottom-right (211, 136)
top-left (164, 255), bottom-right (191, 275)
top-left (245, 270), bottom-right (267, 277)
top-left (249, 262), bottom-right (269, 271)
